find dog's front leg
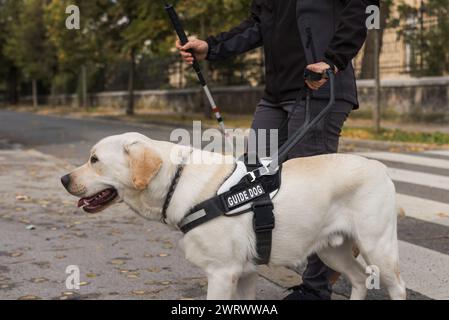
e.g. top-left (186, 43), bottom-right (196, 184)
top-left (236, 271), bottom-right (258, 300)
top-left (206, 269), bottom-right (240, 300)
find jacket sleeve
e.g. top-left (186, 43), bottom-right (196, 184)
top-left (324, 0), bottom-right (380, 71)
top-left (205, 1), bottom-right (263, 61)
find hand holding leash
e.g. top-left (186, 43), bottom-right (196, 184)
top-left (305, 62), bottom-right (335, 90)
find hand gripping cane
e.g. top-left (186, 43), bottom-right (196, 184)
top-left (164, 3), bottom-right (232, 149)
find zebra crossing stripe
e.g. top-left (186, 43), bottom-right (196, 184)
top-left (396, 194), bottom-right (449, 227)
top-left (387, 168), bottom-right (449, 190)
top-left (424, 150), bottom-right (449, 156)
top-left (357, 152), bottom-right (449, 170)
top-left (398, 240), bottom-right (449, 300)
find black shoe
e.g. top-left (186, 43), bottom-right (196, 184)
top-left (283, 284), bottom-right (331, 300)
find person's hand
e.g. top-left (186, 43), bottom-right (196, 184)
top-left (176, 38), bottom-right (209, 65)
top-left (305, 62), bottom-right (337, 90)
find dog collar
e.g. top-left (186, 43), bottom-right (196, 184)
top-left (161, 164), bottom-right (185, 224)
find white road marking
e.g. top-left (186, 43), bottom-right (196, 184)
top-left (357, 152), bottom-right (449, 170)
top-left (387, 168), bottom-right (449, 190)
top-left (398, 240), bottom-right (449, 300)
top-left (424, 150), bottom-right (449, 157)
top-left (396, 194), bottom-right (449, 227)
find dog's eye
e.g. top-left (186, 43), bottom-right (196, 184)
top-left (90, 155), bottom-right (99, 164)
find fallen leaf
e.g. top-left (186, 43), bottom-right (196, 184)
top-left (131, 290), bottom-right (146, 295)
top-left (10, 252), bottom-right (23, 258)
top-left (31, 277), bottom-right (48, 283)
top-left (86, 273), bottom-right (98, 278)
top-left (158, 253), bottom-right (169, 257)
top-left (110, 259), bottom-right (126, 265)
top-left (15, 195), bottom-right (30, 201)
top-left (78, 281), bottom-right (89, 286)
top-left (18, 295), bottom-right (41, 300)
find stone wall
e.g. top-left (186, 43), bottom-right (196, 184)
top-left (21, 76), bottom-right (449, 121)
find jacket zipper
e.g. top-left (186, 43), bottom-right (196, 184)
top-left (305, 27), bottom-right (318, 63)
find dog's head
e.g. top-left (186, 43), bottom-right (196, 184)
top-left (61, 132), bottom-right (163, 213)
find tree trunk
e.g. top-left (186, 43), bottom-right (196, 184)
top-left (360, 2), bottom-right (390, 79)
top-left (126, 48), bottom-right (136, 116)
top-left (32, 79), bottom-right (38, 107)
top-left (50, 82), bottom-right (56, 107)
top-left (6, 66), bottom-right (19, 105)
top-left (82, 65), bottom-right (88, 108)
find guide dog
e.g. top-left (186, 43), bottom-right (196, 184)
top-left (60, 132), bottom-right (406, 300)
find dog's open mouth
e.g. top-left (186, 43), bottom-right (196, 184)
top-left (77, 188), bottom-right (118, 213)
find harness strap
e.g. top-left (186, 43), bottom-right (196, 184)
top-left (178, 165), bottom-right (281, 265)
top-left (252, 196), bottom-right (275, 265)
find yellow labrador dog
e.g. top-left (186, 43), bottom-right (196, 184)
top-left (61, 132), bottom-right (406, 300)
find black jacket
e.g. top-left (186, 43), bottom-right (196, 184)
top-left (206, 0), bottom-right (379, 107)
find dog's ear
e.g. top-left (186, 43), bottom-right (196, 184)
top-left (125, 141), bottom-right (162, 190)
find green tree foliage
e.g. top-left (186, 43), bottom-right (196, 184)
top-left (0, 0), bottom-right (24, 104)
top-left (4, 0), bottom-right (56, 106)
top-left (395, 0), bottom-right (449, 76)
top-left (177, 0), bottom-right (259, 86)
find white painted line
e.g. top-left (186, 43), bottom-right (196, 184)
top-left (357, 152), bottom-right (449, 169)
top-left (398, 240), bottom-right (449, 300)
top-left (424, 150), bottom-right (449, 157)
top-left (396, 194), bottom-right (449, 227)
top-left (387, 168), bottom-right (449, 190)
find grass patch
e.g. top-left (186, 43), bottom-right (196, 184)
top-left (342, 126), bottom-right (449, 145)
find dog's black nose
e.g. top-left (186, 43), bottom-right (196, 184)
top-left (61, 174), bottom-right (71, 189)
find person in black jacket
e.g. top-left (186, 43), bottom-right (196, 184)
top-left (177, 0), bottom-right (379, 300)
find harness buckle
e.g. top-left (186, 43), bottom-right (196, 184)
top-left (247, 171), bottom-right (257, 182)
top-left (247, 165), bottom-right (270, 182)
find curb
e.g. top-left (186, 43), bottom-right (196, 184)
top-left (340, 137), bottom-right (447, 152)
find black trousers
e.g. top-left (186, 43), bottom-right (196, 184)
top-left (248, 97), bottom-right (353, 297)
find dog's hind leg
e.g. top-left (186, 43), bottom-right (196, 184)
top-left (317, 239), bottom-right (368, 300)
top-left (206, 268), bottom-right (241, 300)
top-left (358, 241), bottom-right (406, 300)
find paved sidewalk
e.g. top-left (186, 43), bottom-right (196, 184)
top-left (346, 118), bottom-right (449, 134)
top-left (0, 149), bottom-right (287, 300)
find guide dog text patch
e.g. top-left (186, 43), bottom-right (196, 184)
top-left (225, 184), bottom-right (266, 209)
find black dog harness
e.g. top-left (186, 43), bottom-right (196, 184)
top-left (161, 156), bottom-right (281, 265)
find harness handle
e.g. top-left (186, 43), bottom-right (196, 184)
top-left (247, 69), bottom-right (335, 178)
top-left (304, 69), bottom-right (328, 81)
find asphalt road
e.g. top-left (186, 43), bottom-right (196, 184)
top-left (0, 110), bottom-right (178, 165)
